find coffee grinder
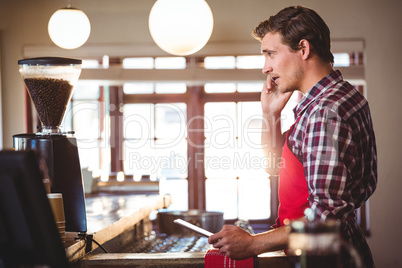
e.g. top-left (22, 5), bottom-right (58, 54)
top-left (13, 57), bottom-right (87, 234)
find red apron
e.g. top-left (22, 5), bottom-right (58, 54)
top-left (276, 120), bottom-right (310, 227)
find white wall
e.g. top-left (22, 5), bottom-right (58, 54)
top-left (1, 0), bottom-right (401, 266)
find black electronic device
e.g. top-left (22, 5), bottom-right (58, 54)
top-left (13, 134), bottom-right (87, 233)
top-left (0, 150), bottom-right (69, 268)
top-left (173, 219), bottom-right (214, 237)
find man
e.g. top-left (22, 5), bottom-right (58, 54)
top-left (208, 6), bottom-right (377, 267)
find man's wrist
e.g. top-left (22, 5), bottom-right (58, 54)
top-left (262, 111), bottom-right (281, 119)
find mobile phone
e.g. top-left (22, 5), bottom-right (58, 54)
top-left (173, 219), bottom-right (214, 237)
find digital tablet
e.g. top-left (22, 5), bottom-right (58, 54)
top-left (173, 219), bottom-right (214, 237)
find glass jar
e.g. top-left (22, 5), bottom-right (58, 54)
top-left (287, 220), bottom-right (342, 268)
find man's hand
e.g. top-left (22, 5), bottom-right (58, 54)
top-left (208, 225), bottom-right (256, 260)
top-left (208, 224), bottom-right (292, 260)
top-left (260, 76), bottom-right (292, 175)
top-left (261, 75), bottom-right (293, 116)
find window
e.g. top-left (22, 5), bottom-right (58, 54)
top-left (123, 102), bottom-right (188, 211)
top-left (63, 83), bottom-right (105, 174)
top-left (122, 57), bottom-right (154, 69)
top-left (204, 101), bottom-right (270, 220)
top-left (333, 53), bottom-right (350, 67)
top-left (204, 56), bottom-right (236, 69)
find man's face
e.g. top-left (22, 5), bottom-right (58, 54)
top-left (261, 32), bottom-right (303, 93)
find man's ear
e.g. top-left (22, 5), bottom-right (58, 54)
top-left (299, 39), bottom-right (311, 60)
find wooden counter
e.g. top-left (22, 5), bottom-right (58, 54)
top-left (78, 251), bottom-right (291, 268)
top-left (66, 193), bottom-right (171, 263)
top-left (69, 193), bottom-right (291, 268)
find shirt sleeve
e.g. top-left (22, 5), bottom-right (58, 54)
top-left (303, 107), bottom-right (356, 221)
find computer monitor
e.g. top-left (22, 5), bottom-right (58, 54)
top-left (0, 150), bottom-right (69, 268)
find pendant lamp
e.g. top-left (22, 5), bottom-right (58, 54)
top-left (48, 1), bottom-right (91, 49)
top-left (149, 0), bottom-right (214, 56)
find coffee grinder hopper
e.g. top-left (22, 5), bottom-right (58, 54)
top-left (18, 57), bottom-right (82, 135)
top-left (15, 57), bottom-right (87, 233)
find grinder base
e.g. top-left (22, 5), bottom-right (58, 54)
top-left (13, 133), bottom-right (87, 233)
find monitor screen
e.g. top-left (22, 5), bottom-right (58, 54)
top-left (0, 150), bottom-right (69, 268)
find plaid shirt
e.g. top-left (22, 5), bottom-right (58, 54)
top-left (288, 70), bottom-right (377, 267)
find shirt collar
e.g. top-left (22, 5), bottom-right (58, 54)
top-left (293, 70), bottom-right (343, 119)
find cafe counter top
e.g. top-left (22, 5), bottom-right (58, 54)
top-left (67, 193), bottom-right (291, 268)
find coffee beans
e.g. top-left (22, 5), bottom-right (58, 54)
top-left (24, 78), bottom-right (73, 128)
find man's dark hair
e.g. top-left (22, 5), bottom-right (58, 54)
top-left (252, 6), bottom-right (334, 64)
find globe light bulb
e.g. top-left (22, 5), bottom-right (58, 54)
top-left (48, 8), bottom-right (91, 49)
top-left (149, 0), bottom-right (214, 56)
